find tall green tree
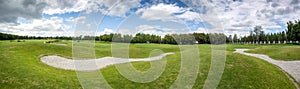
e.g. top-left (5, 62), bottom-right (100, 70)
top-left (233, 34), bottom-right (238, 43)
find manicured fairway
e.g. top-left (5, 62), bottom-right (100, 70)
top-left (0, 40), bottom-right (297, 88)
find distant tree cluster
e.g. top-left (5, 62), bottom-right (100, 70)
top-left (0, 32), bottom-right (72, 40)
top-left (96, 33), bottom-right (227, 44)
top-left (98, 33), bottom-right (170, 44)
top-left (238, 31), bottom-right (287, 44)
top-left (98, 33), bottom-right (161, 43)
top-left (0, 31), bottom-right (229, 44)
top-left (0, 32), bottom-right (20, 40)
top-left (231, 20), bottom-right (300, 44)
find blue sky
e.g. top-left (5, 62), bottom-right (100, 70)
top-left (0, 0), bottom-right (299, 37)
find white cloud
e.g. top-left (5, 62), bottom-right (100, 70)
top-left (136, 3), bottom-right (202, 23)
top-left (0, 17), bottom-right (71, 36)
top-left (42, 0), bottom-right (88, 15)
top-left (101, 28), bottom-right (114, 34)
top-left (136, 26), bottom-right (167, 37)
top-left (177, 0), bottom-right (300, 35)
top-left (65, 16), bottom-right (86, 23)
top-left (85, 0), bottom-right (140, 17)
top-left (136, 3), bottom-right (185, 22)
top-left (208, 0), bottom-right (300, 34)
top-left (75, 16), bottom-right (86, 24)
top-left (0, 0), bottom-right (47, 23)
top-left (176, 11), bottom-right (202, 22)
top-left (107, 0), bottom-right (140, 17)
top-left (43, 0), bottom-right (140, 17)
top-left (1, 0), bottom-right (300, 37)
top-left (117, 25), bottom-right (186, 37)
top-left (192, 27), bottom-right (208, 33)
top-left (89, 28), bottom-right (115, 36)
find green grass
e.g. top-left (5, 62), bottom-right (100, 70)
top-left (219, 51), bottom-right (295, 88)
top-left (246, 45), bottom-right (300, 61)
top-left (0, 40), bottom-right (298, 88)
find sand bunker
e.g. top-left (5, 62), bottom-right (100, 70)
top-left (40, 52), bottom-right (174, 71)
top-left (235, 49), bottom-right (300, 83)
top-left (54, 44), bottom-right (67, 46)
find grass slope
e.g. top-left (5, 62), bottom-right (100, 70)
top-left (0, 40), bottom-right (297, 88)
top-left (246, 45), bottom-right (300, 61)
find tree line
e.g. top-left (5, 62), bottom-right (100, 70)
top-left (231, 20), bottom-right (300, 44)
top-left (0, 31), bottom-right (228, 44)
top-left (0, 32), bottom-right (72, 40)
top-left (98, 33), bottom-right (226, 44)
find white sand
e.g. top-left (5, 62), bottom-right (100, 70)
top-left (54, 44), bottom-right (67, 46)
top-left (235, 49), bottom-right (300, 83)
top-left (40, 52), bottom-right (174, 71)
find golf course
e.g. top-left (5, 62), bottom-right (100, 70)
top-left (0, 40), bottom-right (299, 88)
top-left (1, 0), bottom-right (300, 88)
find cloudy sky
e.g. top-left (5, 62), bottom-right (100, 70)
top-left (0, 0), bottom-right (299, 37)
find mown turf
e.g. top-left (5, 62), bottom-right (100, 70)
top-left (246, 45), bottom-right (300, 61)
top-left (0, 40), bottom-right (297, 88)
top-left (218, 52), bottom-right (295, 88)
top-left (0, 40), bottom-right (79, 88)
